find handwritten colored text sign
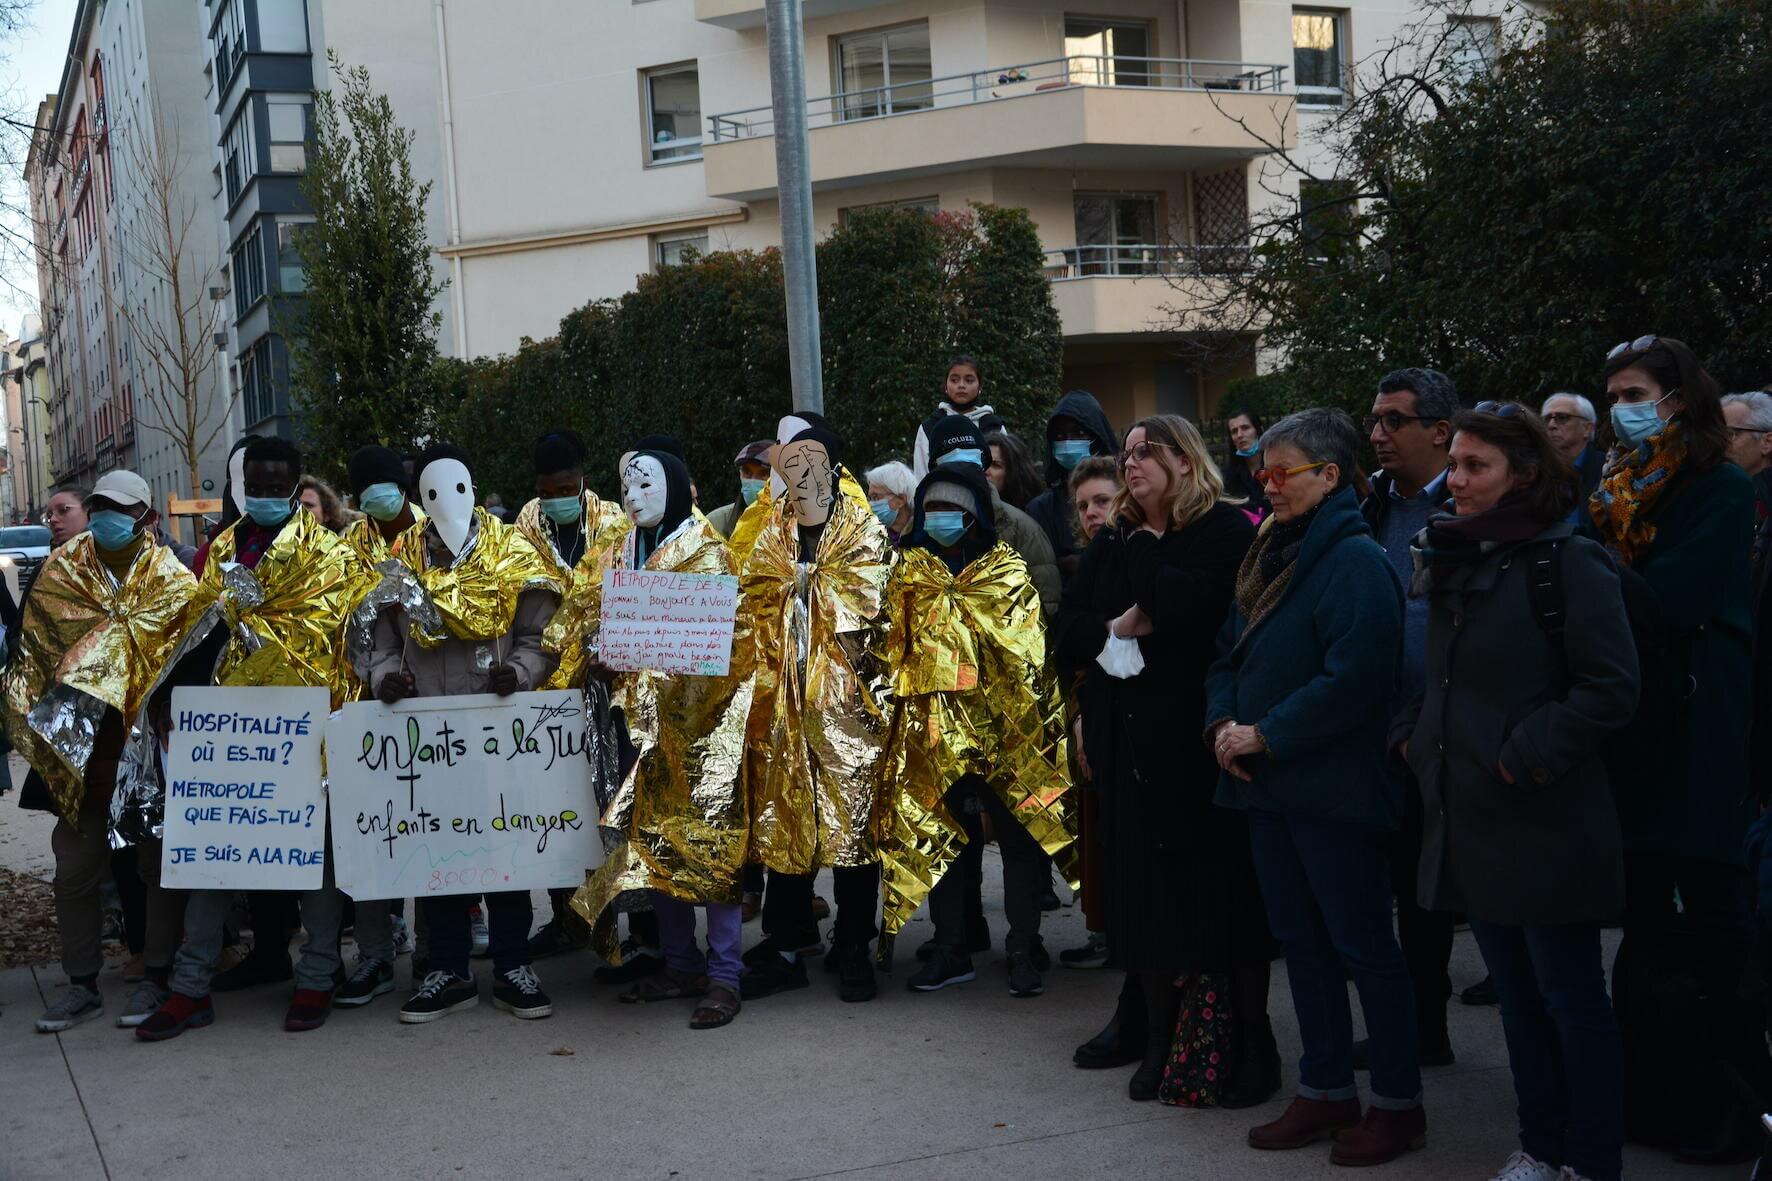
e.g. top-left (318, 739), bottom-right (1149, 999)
top-left (598, 569), bottom-right (738, 676)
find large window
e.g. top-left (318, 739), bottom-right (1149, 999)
top-left (644, 64), bottom-right (702, 164)
top-left (835, 23), bottom-right (932, 121)
top-left (1445, 16), bottom-right (1498, 85)
top-left (265, 94), bottom-right (312, 173)
top-left (654, 232), bottom-right (708, 269)
top-left (1292, 9), bottom-right (1348, 107)
top-left (240, 337), bottom-right (283, 428)
top-left (213, 0), bottom-right (246, 91)
top-left (1299, 179), bottom-right (1356, 261)
top-left (276, 218), bottom-right (311, 292)
top-left (1072, 194), bottom-right (1159, 275)
top-left (232, 223), bottom-right (265, 317)
top-left (838, 195), bottom-right (939, 226)
top-left (256, 0), bottom-right (310, 53)
top-left (223, 107), bottom-right (253, 204)
top-left (1063, 18), bottom-right (1151, 86)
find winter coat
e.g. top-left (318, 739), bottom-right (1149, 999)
top-left (1025, 390), bottom-right (1118, 575)
top-left (1393, 522), bottom-right (1639, 926)
top-left (911, 402), bottom-right (999, 481)
top-left (991, 486), bottom-right (1060, 616)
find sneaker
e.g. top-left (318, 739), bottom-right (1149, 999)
top-left (526, 917), bottom-right (585, 961)
top-left (835, 940), bottom-right (877, 1003)
top-left (212, 949), bottom-right (293, 992)
top-left (1007, 948), bottom-right (1044, 998)
top-left (284, 988), bottom-right (333, 1032)
top-left (915, 917), bottom-right (991, 961)
top-left (811, 895), bottom-right (831, 920)
top-left (592, 936), bottom-right (664, 985)
top-left (36, 983), bottom-right (103, 1032)
top-left (1462, 974), bottom-right (1500, 1006)
top-left (391, 916), bottom-right (415, 957)
top-left (493, 965), bottom-right (553, 1019)
top-left (1060, 932), bottom-right (1109, 969)
top-left (741, 945), bottom-right (810, 1000)
top-left (134, 993), bottom-right (214, 1041)
top-left (335, 958), bottom-right (395, 1007)
top-left (116, 980), bottom-right (170, 1028)
top-left (399, 971), bottom-right (479, 1024)
top-left (1490, 1151), bottom-right (1560, 1181)
top-left (468, 906), bottom-right (490, 958)
top-left (908, 948), bottom-right (976, 992)
top-left (215, 939), bottom-right (251, 975)
top-left (122, 954), bottom-right (147, 983)
top-left (1028, 936), bottom-right (1051, 973)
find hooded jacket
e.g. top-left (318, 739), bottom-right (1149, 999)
top-left (1025, 391), bottom-right (1118, 573)
top-left (907, 461), bottom-right (1000, 571)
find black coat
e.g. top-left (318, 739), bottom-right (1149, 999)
top-left (1055, 502), bottom-right (1272, 970)
top-left (1393, 523), bottom-right (1639, 926)
top-left (1026, 390), bottom-right (1118, 573)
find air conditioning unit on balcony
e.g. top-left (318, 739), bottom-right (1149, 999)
top-left (213, 333), bottom-right (228, 350)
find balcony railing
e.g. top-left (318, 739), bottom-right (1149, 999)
top-left (1044, 244), bottom-right (1252, 280)
top-left (707, 55), bottom-right (1289, 143)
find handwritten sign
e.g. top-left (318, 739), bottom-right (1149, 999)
top-left (160, 686), bottom-right (330, 890)
top-left (327, 690), bottom-right (604, 899)
top-left (598, 569), bottom-right (739, 676)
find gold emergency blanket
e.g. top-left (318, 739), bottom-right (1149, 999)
top-left (1, 536), bottom-right (197, 822)
top-left (876, 543), bottom-right (1077, 939)
top-left (741, 482), bottom-right (895, 871)
top-left (197, 509), bottom-right (378, 706)
top-left (725, 484), bottom-right (774, 564)
top-left (392, 507), bottom-right (563, 647)
top-left (340, 505), bottom-right (422, 566)
top-left (571, 514), bottom-right (756, 936)
top-left (516, 491), bottom-right (630, 690)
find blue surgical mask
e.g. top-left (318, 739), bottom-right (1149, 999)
top-left (870, 498), bottom-right (897, 527)
top-left (1053, 440), bottom-right (1093, 470)
top-left (923, 510), bottom-right (968, 546)
top-left (244, 495), bottom-right (295, 528)
top-left (937, 448), bottom-right (983, 468)
top-left (1235, 444), bottom-right (1261, 458)
top-left (359, 482), bottom-right (407, 522)
top-left (1610, 398), bottom-right (1667, 448)
top-left (88, 509), bottom-right (142, 551)
top-left (739, 477), bottom-right (766, 506)
top-left (540, 494), bottom-right (583, 525)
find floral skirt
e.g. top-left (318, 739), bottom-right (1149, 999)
top-left (1158, 971), bottom-right (1235, 1108)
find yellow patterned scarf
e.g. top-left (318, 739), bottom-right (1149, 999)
top-left (1589, 418), bottom-right (1689, 567)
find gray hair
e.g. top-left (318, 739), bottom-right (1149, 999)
top-left (1260, 408), bottom-right (1362, 487)
top-left (863, 460), bottom-right (916, 501)
top-left (1378, 367), bottom-right (1460, 423)
top-left (1541, 391), bottom-right (1596, 422)
top-left (1722, 391), bottom-right (1772, 433)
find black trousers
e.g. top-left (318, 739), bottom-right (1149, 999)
top-left (761, 864), bottom-right (880, 950)
top-left (930, 776), bottom-right (1044, 953)
top-left (1391, 773), bottom-right (1455, 1048)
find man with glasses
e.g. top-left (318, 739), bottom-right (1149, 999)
top-left (1358, 367), bottom-right (1463, 1069)
top-left (1541, 392), bottom-right (1604, 499)
top-left (1721, 392), bottom-right (1772, 481)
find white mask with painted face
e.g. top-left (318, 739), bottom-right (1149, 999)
top-left (228, 447), bottom-right (248, 516)
top-left (621, 454), bottom-right (669, 528)
top-left (770, 415), bottom-right (811, 499)
top-left (420, 457), bottom-right (475, 556)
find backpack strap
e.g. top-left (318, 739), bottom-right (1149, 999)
top-left (1523, 540), bottom-right (1568, 688)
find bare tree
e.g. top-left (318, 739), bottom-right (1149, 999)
top-left (112, 110), bottom-right (228, 497)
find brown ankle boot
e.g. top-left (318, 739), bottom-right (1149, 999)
top-left (1247, 1096), bottom-right (1363, 1150)
top-left (1329, 1105), bottom-right (1427, 1166)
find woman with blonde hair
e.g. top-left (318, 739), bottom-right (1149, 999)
top-left (1054, 414), bottom-right (1276, 1106)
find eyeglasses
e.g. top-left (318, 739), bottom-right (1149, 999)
top-left (1363, 411), bottom-right (1436, 436)
top-left (1473, 401), bottom-right (1524, 418)
top-left (1729, 427), bottom-right (1770, 440)
top-left (1255, 461), bottom-right (1329, 489)
top-left (1118, 440), bottom-right (1179, 466)
top-left (1541, 412), bottom-right (1591, 428)
top-left (1607, 334), bottom-right (1659, 361)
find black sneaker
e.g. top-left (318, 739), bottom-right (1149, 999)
top-left (1059, 932), bottom-right (1109, 969)
top-left (492, 965), bottom-right (553, 1019)
top-left (1461, 974), bottom-right (1499, 1006)
top-left (741, 947), bottom-right (809, 1000)
top-left (1029, 937), bottom-right (1051, 973)
top-left (1007, 947), bottom-right (1044, 998)
top-left (1038, 868), bottom-right (1063, 912)
top-left (211, 950), bottom-right (293, 993)
top-left (399, 971), bottom-right (478, 1024)
top-left (526, 918), bottom-right (579, 961)
top-left (915, 917), bottom-right (990, 961)
top-left (835, 941), bottom-right (877, 1003)
top-left (908, 948), bottom-right (976, 992)
top-left (592, 936), bottom-right (664, 985)
top-left (334, 957), bottom-right (394, 1008)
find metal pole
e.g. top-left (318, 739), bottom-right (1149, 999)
top-left (765, 0), bottom-right (823, 414)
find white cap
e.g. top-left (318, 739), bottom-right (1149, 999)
top-left (88, 470), bottom-right (152, 510)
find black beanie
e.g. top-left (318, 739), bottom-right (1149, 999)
top-left (533, 430), bottom-right (588, 476)
top-left (347, 445), bottom-right (408, 499)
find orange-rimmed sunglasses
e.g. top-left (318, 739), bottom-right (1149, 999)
top-left (1255, 460), bottom-right (1328, 489)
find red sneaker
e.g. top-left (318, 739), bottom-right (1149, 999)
top-left (134, 993), bottom-right (215, 1042)
top-left (1248, 1096), bottom-right (1363, 1150)
top-left (284, 988), bottom-right (334, 1032)
top-left (1330, 1105), bottom-right (1428, 1167)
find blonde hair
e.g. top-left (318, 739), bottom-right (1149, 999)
top-left (1111, 414), bottom-right (1232, 531)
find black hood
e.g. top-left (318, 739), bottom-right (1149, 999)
top-left (1042, 390), bottom-right (1117, 486)
top-left (907, 461), bottom-right (999, 567)
top-left (631, 449), bottom-right (695, 563)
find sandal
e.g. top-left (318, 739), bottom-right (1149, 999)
top-left (689, 984), bottom-right (741, 1030)
top-left (618, 969), bottom-right (707, 1004)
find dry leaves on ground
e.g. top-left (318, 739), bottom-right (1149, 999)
top-left (0, 866), bottom-right (61, 969)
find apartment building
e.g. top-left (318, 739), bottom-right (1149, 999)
top-left (4, 317), bottom-right (55, 524)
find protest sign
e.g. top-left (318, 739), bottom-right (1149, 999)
top-left (328, 689), bottom-right (604, 899)
top-left (160, 686), bottom-right (330, 890)
top-left (598, 568), bottom-right (739, 676)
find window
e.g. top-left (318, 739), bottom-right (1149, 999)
top-left (1299, 179), bottom-right (1356, 261)
top-left (1292, 9), bottom-right (1347, 107)
top-left (835, 23), bottom-right (932, 121)
top-left (256, 0), bottom-right (310, 53)
top-left (1072, 194), bottom-right (1159, 275)
top-left (1063, 18), bottom-right (1151, 86)
top-left (644, 65), bottom-right (702, 164)
top-left (213, 0), bottom-right (246, 91)
top-left (276, 218), bottom-right (310, 291)
top-left (654, 233), bottom-right (708, 269)
top-left (232, 223), bottom-right (265, 317)
top-left (223, 107), bottom-right (252, 203)
top-left (838, 195), bottom-right (939, 225)
top-left (240, 337), bottom-right (279, 428)
top-left (1445, 17), bottom-right (1498, 85)
top-left (265, 94), bottom-right (311, 172)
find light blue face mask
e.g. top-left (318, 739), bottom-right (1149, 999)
top-left (923, 510), bottom-right (969, 546)
top-left (88, 509), bottom-right (142, 551)
top-left (540, 494), bottom-right (583, 525)
top-left (359, 482), bottom-right (407, 522)
top-left (1235, 444), bottom-right (1262, 458)
top-left (740, 477), bottom-right (767, 507)
top-left (936, 447), bottom-right (984, 469)
top-left (870, 498), bottom-right (897, 527)
top-left (244, 495), bottom-right (295, 528)
top-left (1052, 440), bottom-right (1093, 470)
top-left (1610, 397), bottom-right (1668, 448)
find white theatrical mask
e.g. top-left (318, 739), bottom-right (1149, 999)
top-left (770, 415), bottom-right (811, 499)
top-left (228, 447), bottom-right (248, 514)
top-left (622, 453), bottom-right (669, 528)
top-left (420, 457), bottom-right (475, 556)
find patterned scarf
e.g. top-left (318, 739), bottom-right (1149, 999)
top-left (1233, 506), bottom-right (1317, 637)
top-left (1410, 495), bottom-right (1554, 596)
top-left (1589, 417), bottom-right (1688, 567)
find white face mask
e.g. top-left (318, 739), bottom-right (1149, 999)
top-left (770, 415), bottom-right (811, 499)
top-left (621, 454), bottom-right (669, 528)
top-left (419, 458), bottom-right (475, 555)
top-left (228, 448), bottom-right (248, 515)
top-left (778, 437), bottom-right (835, 528)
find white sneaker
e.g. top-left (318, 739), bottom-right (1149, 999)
top-left (469, 906), bottom-right (490, 959)
top-left (1491, 1151), bottom-right (1559, 1181)
top-left (391, 915), bottom-right (414, 957)
top-left (37, 983), bottom-right (104, 1032)
top-left (117, 980), bottom-right (169, 1028)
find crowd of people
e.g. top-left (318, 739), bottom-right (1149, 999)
top-left (3, 344), bottom-right (1771, 1177)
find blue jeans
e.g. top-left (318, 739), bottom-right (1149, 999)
top-left (425, 890), bottom-right (532, 979)
top-left (1471, 920), bottom-right (1623, 1181)
top-left (1247, 808), bottom-right (1423, 1109)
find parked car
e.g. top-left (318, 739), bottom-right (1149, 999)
top-left (0, 524), bottom-right (52, 605)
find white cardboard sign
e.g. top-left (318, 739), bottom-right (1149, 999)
top-left (327, 690), bottom-right (604, 899)
top-left (598, 568), bottom-right (738, 676)
top-left (160, 686), bottom-right (330, 890)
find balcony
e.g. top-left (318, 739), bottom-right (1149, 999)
top-left (695, 0), bottom-right (893, 30)
top-left (1043, 245), bottom-right (1251, 340)
top-left (703, 55), bottom-right (1294, 202)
